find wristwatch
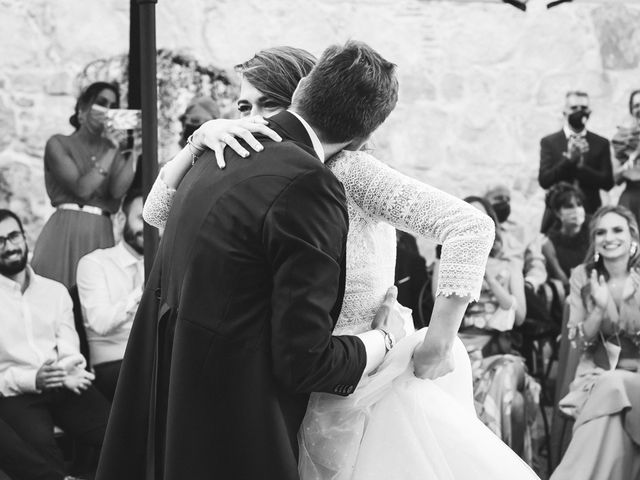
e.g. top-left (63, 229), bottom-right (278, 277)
top-left (377, 328), bottom-right (396, 353)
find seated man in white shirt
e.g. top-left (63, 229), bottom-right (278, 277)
top-left (0, 209), bottom-right (110, 479)
top-left (76, 190), bottom-right (144, 401)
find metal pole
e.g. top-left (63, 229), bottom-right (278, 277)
top-left (137, 0), bottom-right (159, 281)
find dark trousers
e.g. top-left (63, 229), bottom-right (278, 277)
top-left (0, 417), bottom-right (63, 480)
top-left (0, 387), bottom-right (109, 477)
top-left (93, 360), bottom-right (122, 403)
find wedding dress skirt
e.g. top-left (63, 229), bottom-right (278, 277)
top-left (298, 327), bottom-right (540, 480)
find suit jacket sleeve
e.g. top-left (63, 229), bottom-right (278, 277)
top-left (538, 136), bottom-right (575, 189)
top-left (574, 138), bottom-right (614, 190)
top-left (263, 168), bottom-right (367, 395)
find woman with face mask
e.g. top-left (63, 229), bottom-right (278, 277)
top-left (31, 82), bottom-right (137, 287)
top-left (542, 182), bottom-right (590, 293)
top-left (551, 205), bottom-right (640, 480)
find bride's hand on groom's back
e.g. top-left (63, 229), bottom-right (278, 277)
top-left (370, 286), bottom-right (408, 342)
top-left (192, 117), bottom-right (282, 169)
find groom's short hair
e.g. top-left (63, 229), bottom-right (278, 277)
top-left (293, 40), bottom-right (398, 143)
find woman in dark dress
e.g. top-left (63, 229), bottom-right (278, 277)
top-left (32, 82), bottom-right (137, 287)
top-left (542, 182), bottom-right (590, 293)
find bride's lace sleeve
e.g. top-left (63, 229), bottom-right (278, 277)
top-left (142, 168), bottom-right (176, 229)
top-left (330, 151), bottom-right (494, 301)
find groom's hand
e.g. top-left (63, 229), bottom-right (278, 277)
top-left (371, 286), bottom-right (407, 343)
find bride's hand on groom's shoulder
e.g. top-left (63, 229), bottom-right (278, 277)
top-left (193, 117), bottom-right (282, 169)
top-left (412, 339), bottom-right (455, 380)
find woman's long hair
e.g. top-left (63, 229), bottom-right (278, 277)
top-left (69, 81), bottom-right (120, 130)
top-left (235, 46), bottom-right (316, 110)
top-left (583, 205), bottom-right (640, 281)
top-left (463, 195), bottom-right (503, 258)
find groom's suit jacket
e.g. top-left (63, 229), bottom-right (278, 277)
top-left (96, 111), bottom-right (367, 480)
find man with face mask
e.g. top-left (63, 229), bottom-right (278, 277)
top-left (76, 190), bottom-right (144, 401)
top-left (538, 91), bottom-right (613, 233)
top-left (485, 185), bottom-right (552, 336)
top-left (178, 96), bottom-right (220, 148)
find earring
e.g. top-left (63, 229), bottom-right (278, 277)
top-left (631, 242), bottom-right (638, 256)
top-left (594, 252), bottom-right (600, 263)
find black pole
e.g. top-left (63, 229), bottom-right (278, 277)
top-left (137, 0), bottom-right (159, 280)
top-left (128, 0), bottom-right (141, 111)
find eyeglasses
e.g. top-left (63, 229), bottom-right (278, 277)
top-left (0, 231), bottom-right (24, 249)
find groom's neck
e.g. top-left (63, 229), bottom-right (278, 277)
top-left (290, 108), bottom-right (351, 160)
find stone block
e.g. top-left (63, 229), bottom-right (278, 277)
top-left (536, 70), bottom-right (612, 106)
top-left (44, 71), bottom-right (73, 96)
top-left (591, 4), bottom-right (640, 70)
top-left (0, 100), bottom-right (16, 152)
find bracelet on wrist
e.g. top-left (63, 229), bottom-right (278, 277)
top-left (186, 134), bottom-right (205, 166)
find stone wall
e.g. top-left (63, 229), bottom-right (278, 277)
top-left (1, 0), bottom-right (639, 254)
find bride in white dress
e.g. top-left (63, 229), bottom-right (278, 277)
top-left (142, 47), bottom-right (540, 480)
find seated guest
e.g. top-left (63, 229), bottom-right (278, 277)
top-left (541, 182), bottom-right (590, 293)
top-left (551, 205), bottom-right (640, 480)
top-left (433, 197), bottom-right (540, 465)
top-left (0, 417), bottom-right (66, 480)
top-left (485, 185), bottom-right (553, 331)
top-left (484, 184), bottom-right (548, 293)
top-left (76, 191), bottom-right (144, 401)
top-left (0, 209), bottom-right (110, 478)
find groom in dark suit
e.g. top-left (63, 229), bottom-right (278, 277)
top-left (96, 41), bottom-right (402, 480)
top-left (538, 91), bottom-right (613, 233)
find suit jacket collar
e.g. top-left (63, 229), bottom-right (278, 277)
top-left (265, 111), bottom-right (321, 161)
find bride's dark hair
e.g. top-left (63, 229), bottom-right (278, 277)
top-left (235, 47), bottom-right (317, 110)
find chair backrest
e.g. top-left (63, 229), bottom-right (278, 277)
top-left (68, 285), bottom-right (91, 369)
top-left (549, 300), bottom-right (582, 471)
top-left (554, 301), bottom-right (582, 405)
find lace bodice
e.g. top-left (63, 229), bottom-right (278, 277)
top-left (143, 151), bottom-right (494, 336)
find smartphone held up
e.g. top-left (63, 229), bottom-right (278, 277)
top-left (92, 105), bottom-right (142, 130)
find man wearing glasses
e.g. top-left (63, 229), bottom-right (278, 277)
top-left (0, 209), bottom-right (110, 479)
top-left (538, 90), bottom-right (613, 233)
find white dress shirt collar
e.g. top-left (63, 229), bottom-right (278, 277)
top-left (0, 265), bottom-right (35, 294)
top-left (288, 110), bottom-right (325, 162)
top-left (563, 124), bottom-right (587, 139)
top-left (113, 241), bottom-right (142, 270)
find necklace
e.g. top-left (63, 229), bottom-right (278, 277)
top-left (75, 137), bottom-right (103, 164)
